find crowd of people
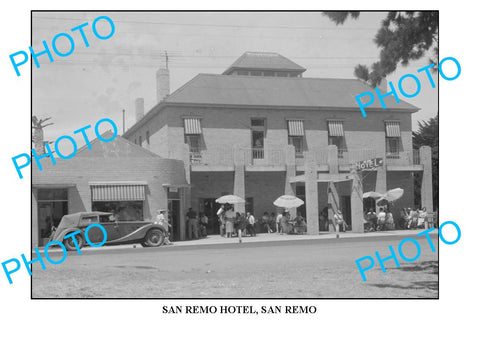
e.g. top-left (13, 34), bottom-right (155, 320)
top-left (364, 206), bottom-right (432, 232)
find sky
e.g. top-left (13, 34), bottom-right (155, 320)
top-left (32, 11), bottom-right (438, 147)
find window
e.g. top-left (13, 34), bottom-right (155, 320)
top-left (146, 131), bottom-right (150, 145)
top-left (289, 136), bottom-right (304, 157)
top-left (276, 71), bottom-right (287, 77)
top-left (92, 201), bottom-right (144, 221)
top-left (386, 137), bottom-right (401, 158)
top-left (263, 71), bottom-right (274, 77)
top-left (251, 118), bottom-right (266, 159)
top-left (183, 118), bottom-right (203, 161)
top-left (139, 136), bottom-right (142, 146)
top-left (38, 188), bottom-right (68, 201)
top-left (251, 71), bottom-right (262, 76)
top-left (385, 121), bottom-right (401, 158)
top-left (185, 135), bottom-right (201, 155)
top-left (327, 120), bottom-right (346, 158)
top-left (287, 120), bottom-right (305, 157)
top-left (237, 70), bottom-right (249, 76)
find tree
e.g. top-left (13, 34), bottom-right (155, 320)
top-left (32, 116), bottom-right (54, 155)
top-left (413, 114), bottom-right (439, 211)
top-left (323, 11), bottom-right (438, 87)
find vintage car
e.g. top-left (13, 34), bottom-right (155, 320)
top-left (49, 212), bottom-right (167, 251)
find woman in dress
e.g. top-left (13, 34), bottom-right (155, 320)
top-left (224, 205), bottom-right (236, 238)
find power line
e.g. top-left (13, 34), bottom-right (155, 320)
top-left (32, 16), bottom-right (379, 31)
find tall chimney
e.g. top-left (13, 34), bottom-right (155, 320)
top-left (156, 68), bottom-right (170, 102)
top-left (135, 98), bottom-right (144, 122)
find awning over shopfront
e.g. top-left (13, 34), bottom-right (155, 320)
top-left (89, 181), bottom-right (147, 201)
top-left (287, 120), bottom-right (304, 136)
top-left (183, 118), bottom-right (202, 134)
top-left (289, 173), bottom-right (353, 183)
top-left (327, 120), bottom-right (344, 137)
top-left (385, 121), bottom-right (401, 137)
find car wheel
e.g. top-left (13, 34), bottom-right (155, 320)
top-left (144, 229), bottom-right (165, 247)
top-left (63, 233), bottom-right (84, 251)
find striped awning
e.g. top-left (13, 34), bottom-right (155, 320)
top-left (327, 120), bottom-right (344, 137)
top-left (90, 182), bottom-right (147, 201)
top-left (385, 121), bottom-right (401, 137)
top-left (184, 118), bottom-right (202, 135)
top-left (287, 120), bottom-right (304, 136)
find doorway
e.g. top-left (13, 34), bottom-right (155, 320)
top-left (168, 199), bottom-right (181, 241)
top-left (200, 198), bottom-right (221, 235)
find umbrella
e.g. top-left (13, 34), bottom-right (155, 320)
top-left (273, 195), bottom-right (304, 209)
top-left (215, 194), bottom-right (245, 204)
top-left (376, 188), bottom-right (404, 206)
top-left (362, 191), bottom-right (384, 200)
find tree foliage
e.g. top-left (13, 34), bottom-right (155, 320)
top-left (413, 114), bottom-right (439, 211)
top-left (323, 11), bottom-right (438, 87)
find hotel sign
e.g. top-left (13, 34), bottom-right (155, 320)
top-left (356, 157), bottom-right (384, 171)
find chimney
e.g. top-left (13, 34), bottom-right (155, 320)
top-left (156, 68), bottom-right (170, 102)
top-left (135, 98), bottom-right (144, 122)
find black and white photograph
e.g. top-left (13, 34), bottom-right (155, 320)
top-left (30, 10), bottom-right (439, 299)
top-left (1, 1), bottom-right (478, 339)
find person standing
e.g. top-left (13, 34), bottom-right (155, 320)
top-left (224, 205), bottom-right (236, 238)
top-left (154, 209), bottom-right (172, 245)
top-left (417, 207), bottom-right (427, 229)
top-left (217, 204), bottom-right (225, 237)
top-left (276, 211), bottom-right (283, 233)
top-left (246, 212), bottom-right (256, 236)
top-left (334, 210), bottom-right (345, 233)
top-left (186, 207), bottom-right (198, 240)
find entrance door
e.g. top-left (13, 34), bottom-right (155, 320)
top-left (168, 199), bottom-right (180, 241)
top-left (38, 201), bottom-right (68, 246)
top-left (341, 195), bottom-right (352, 230)
top-left (201, 198), bottom-right (221, 235)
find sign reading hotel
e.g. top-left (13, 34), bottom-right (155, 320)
top-left (356, 157), bottom-right (384, 171)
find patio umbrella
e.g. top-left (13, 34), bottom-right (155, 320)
top-left (215, 194), bottom-right (245, 204)
top-left (376, 188), bottom-right (404, 206)
top-left (273, 195), bottom-right (304, 209)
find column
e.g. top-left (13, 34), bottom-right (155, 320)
top-left (284, 145), bottom-right (296, 218)
top-left (305, 150), bottom-right (319, 234)
top-left (180, 143), bottom-right (191, 241)
top-left (420, 146), bottom-right (433, 213)
top-left (327, 182), bottom-right (340, 232)
top-left (350, 168), bottom-right (364, 233)
top-left (327, 145), bottom-right (339, 232)
top-left (375, 161), bottom-right (387, 213)
top-left (234, 148), bottom-right (246, 214)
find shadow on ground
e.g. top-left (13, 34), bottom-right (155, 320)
top-left (368, 261), bottom-right (438, 292)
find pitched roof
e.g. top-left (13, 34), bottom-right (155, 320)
top-left (164, 73), bottom-right (418, 111)
top-left (223, 52), bottom-right (306, 74)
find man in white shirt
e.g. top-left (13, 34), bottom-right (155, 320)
top-left (276, 212), bottom-right (283, 233)
top-left (246, 212), bottom-right (256, 236)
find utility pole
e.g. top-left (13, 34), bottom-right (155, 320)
top-left (165, 50), bottom-right (169, 70)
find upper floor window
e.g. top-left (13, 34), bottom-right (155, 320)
top-left (327, 120), bottom-right (346, 158)
top-left (139, 136), bottom-right (143, 146)
top-left (146, 131), bottom-right (150, 145)
top-left (251, 71), bottom-right (262, 76)
top-left (251, 118), bottom-right (266, 159)
top-left (183, 118), bottom-right (203, 161)
top-left (287, 120), bottom-right (305, 157)
top-left (263, 71), bottom-right (274, 77)
top-left (385, 121), bottom-right (401, 158)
